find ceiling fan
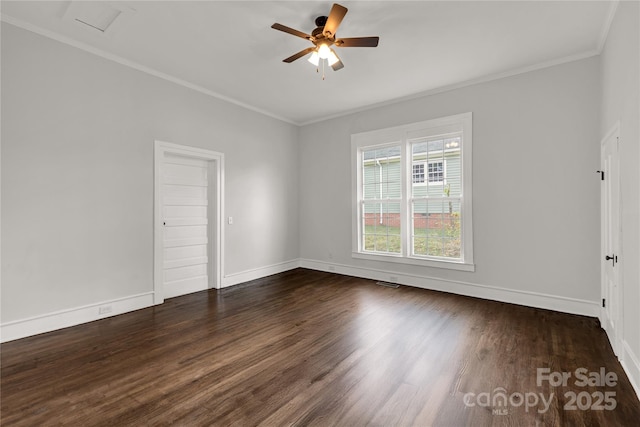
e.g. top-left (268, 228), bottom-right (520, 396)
top-left (271, 3), bottom-right (379, 74)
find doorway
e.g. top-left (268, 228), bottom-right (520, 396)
top-left (154, 141), bottom-right (224, 304)
top-left (600, 123), bottom-right (621, 355)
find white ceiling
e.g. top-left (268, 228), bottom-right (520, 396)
top-left (2, 1), bottom-right (615, 125)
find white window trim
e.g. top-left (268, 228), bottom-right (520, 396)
top-left (351, 112), bottom-right (474, 272)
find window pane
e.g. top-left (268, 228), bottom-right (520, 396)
top-left (362, 145), bottom-right (402, 200)
top-left (428, 161), bottom-right (444, 183)
top-left (443, 201), bottom-right (461, 258)
top-left (362, 201), bottom-right (401, 254)
top-left (412, 199), bottom-right (427, 255)
top-left (444, 137), bottom-right (461, 150)
top-left (363, 182), bottom-right (379, 200)
top-left (411, 135), bottom-right (462, 197)
top-left (412, 199), bottom-right (461, 259)
top-left (412, 164), bottom-right (425, 183)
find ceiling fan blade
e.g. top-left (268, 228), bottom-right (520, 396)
top-left (331, 58), bottom-right (344, 71)
top-left (336, 37), bottom-right (379, 48)
top-left (323, 3), bottom-right (348, 38)
top-left (271, 23), bottom-right (312, 40)
top-left (283, 47), bottom-right (316, 63)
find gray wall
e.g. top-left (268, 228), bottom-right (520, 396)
top-left (1, 24), bottom-right (300, 322)
top-left (600, 0), bottom-right (640, 389)
top-left (299, 56), bottom-right (601, 301)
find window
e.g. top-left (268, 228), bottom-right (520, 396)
top-left (352, 113), bottom-right (474, 271)
top-left (412, 163), bottom-right (425, 183)
top-left (427, 161), bottom-right (444, 184)
top-left (413, 161), bottom-right (444, 184)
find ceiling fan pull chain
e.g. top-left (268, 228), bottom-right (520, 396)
top-left (322, 60), bottom-right (326, 80)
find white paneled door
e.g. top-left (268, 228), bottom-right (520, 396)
top-left (162, 154), bottom-right (210, 299)
top-left (601, 125), bottom-right (621, 355)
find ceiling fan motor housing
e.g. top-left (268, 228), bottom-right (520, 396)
top-left (312, 16), bottom-right (329, 40)
top-left (315, 16), bottom-right (328, 27)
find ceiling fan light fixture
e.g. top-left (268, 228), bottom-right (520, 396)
top-left (317, 43), bottom-right (331, 59)
top-left (308, 51), bottom-right (320, 66)
top-left (327, 49), bottom-right (339, 66)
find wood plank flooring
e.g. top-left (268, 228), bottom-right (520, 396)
top-left (2, 269), bottom-right (639, 426)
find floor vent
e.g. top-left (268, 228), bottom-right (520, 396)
top-left (375, 281), bottom-right (399, 288)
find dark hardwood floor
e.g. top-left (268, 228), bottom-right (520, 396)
top-left (2, 268), bottom-right (639, 426)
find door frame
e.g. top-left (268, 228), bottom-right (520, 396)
top-left (154, 140), bottom-right (225, 305)
top-left (600, 122), bottom-right (622, 356)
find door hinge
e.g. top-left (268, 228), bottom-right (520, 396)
top-left (596, 170), bottom-right (604, 180)
top-left (602, 298), bottom-right (606, 308)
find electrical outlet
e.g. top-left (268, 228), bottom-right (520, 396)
top-left (389, 276), bottom-right (398, 283)
top-left (328, 252), bottom-right (333, 260)
top-left (98, 305), bottom-right (112, 315)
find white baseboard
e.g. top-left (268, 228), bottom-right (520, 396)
top-left (0, 259), bottom-right (301, 343)
top-left (621, 340), bottom-right (640, 401)
top-left (299, 259), bottom-right (600, 317)
top-left (2, 258), bottom-right (603, 344)
top-left (1, 292), bottom-right (154, 343)
top-left (221, 259), bottom-right (300, 288)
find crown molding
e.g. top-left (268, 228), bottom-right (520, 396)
top-left (597, 0), bottom-right (619, 53)
top-left (1, 14), bottom-right (297, 126)
top-left (3, 2), bottom-right (617, 129)
top-left (299, 49), bottom-right (600, 126)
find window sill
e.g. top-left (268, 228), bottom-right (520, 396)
top-left (352, 252), bottom-right (475, 272)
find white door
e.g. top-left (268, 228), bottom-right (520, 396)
top-left (601, 127), bottom-right (621, 354)
top-left (162, 154), bottom-right (210, 299)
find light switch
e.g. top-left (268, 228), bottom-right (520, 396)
top-left (228, 216), bottom-right (233, 225)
